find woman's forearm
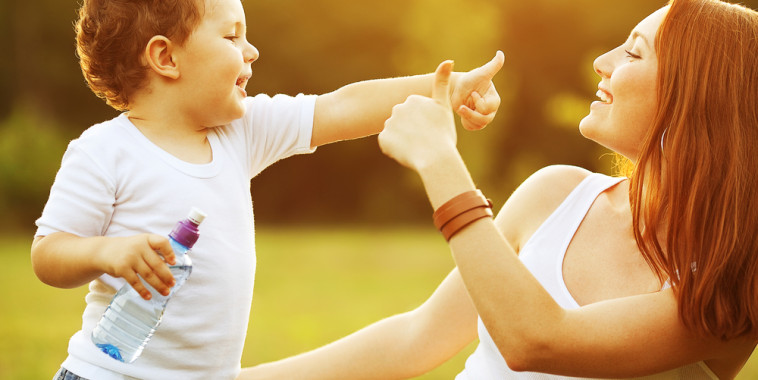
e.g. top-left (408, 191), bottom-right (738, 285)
top-left (416, 152), bottom-right (566, 370)
top-left (239, 269), bottom-right (478, 380)
top-left (240, 312), bottom-right (447, 380)
top-left (242, 312), bottom-right (411, 380)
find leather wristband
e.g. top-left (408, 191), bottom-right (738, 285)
top-left (433, 190), bottom-right (493, 241)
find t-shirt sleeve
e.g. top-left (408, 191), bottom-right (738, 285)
top-left (35, 140), bottom-right (116, 238)
top-left (236, 93), bottom-right (317, 178)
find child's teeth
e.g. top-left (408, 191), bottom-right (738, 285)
top-left (596, 90), bottom-right (611, 103)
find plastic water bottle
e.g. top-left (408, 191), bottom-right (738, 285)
top-left (91, 207), bottom-right (206, 363)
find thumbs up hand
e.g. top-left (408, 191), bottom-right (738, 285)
top-left (451, 51), bottom-right (504, 131)
top-left (379, 60), bottom-right (458, 172)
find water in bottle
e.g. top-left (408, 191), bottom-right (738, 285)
top-left (91, 207), bottom-right (206, 363)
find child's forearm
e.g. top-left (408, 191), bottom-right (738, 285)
top-left (31, 232), bottom-right (176, 299)
top-left (311, 52), bottom-right (503, 148)
top-left (31, 232), bottom-right (114, 289)
top-left (311, 72), bottom-right (455, 147)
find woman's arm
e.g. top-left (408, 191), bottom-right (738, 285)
top-left (310, 52), bottom-right (504, 148)
top-left (419, 154), bottom-right (741, 376)
top-left (378, 61), bottom-right (751, 377)
top-left (238, 268), bottom-right (478, 380)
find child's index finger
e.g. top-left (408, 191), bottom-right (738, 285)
top-left (479, 50), bottom-right (505, 80)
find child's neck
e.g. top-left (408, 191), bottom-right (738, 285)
top-left (126, 104), bottom-right (213, 165)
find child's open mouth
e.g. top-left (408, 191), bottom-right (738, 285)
top-left (236, 75), bottom-right (250, 96)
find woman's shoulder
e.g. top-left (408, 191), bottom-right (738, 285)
top-left (495, 165), bottom-right (593, 252)
top-left (523, 164), bottom-right (593, 191)
top-left (508, 164), bottom-right (594, 214)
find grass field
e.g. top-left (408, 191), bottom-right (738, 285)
top-left (1, 228), bottom-right (756, 379)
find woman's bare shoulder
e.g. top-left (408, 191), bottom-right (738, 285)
top-left (495, 165), bottom-right (592, 252)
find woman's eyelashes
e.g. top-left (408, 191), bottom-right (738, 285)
top-left (625, 49), bottom-right (642, 60)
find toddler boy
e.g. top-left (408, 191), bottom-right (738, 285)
top-left (34, 0), bottom-right (503, 378)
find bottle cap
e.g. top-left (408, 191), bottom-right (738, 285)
top-left (187, 207), bottom-right (207, 225)
top-left (169, 207), bottom-right (206, 248)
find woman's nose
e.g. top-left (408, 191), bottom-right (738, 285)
top-left (593, 50), bottom-right (613, 78)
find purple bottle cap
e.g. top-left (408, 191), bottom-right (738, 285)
top-left (169, 207), bottom-right (206, 248)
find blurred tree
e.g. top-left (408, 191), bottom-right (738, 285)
top-left (246, 0), bottom-right (504, 224)
top-left (7, 0), bottom-right (117, 127)
top-left (0, 0), bottom-right (15, 120)
top-left (0, 108), bottom-right (69, 230)
top-left (2, 0), bottom-right (757, 229)
top-left (480, 0), bottom-right (667, 204)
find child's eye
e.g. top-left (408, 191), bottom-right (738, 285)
top-left (625, 50), bottom-right (642, 60)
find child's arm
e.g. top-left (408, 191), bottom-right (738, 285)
top-left (310, 51), bottom-right (504, 148)
top-left (31, 232), bottom-right (177, 300)
top-left (237, 269), bottom-right (478, 380)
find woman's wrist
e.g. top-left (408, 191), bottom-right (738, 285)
top-left (417, 151), bottom-right (478, 210)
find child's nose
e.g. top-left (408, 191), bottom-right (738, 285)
top-left (244, 42), bottom-right (259, 63)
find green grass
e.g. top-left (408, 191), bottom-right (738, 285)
top-left (2, 229), bottom-right (757, 379)
top-left (244, 227), bottom-right (477, 379)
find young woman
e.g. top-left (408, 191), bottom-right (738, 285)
top-left (239, 0), bottom-right (758, 378)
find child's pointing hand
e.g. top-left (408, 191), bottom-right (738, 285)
top-left (450, 51), bottom-right (505, 131)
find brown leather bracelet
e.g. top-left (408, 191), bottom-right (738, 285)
top-left (433, 190), bottom-right (490, 230)
top-left (439, 205), bottom-right (493, 241)
top-left (433, 190), bottom-right (493, 241)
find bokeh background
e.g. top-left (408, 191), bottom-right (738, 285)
top-left (2, 0), bottom-right (758, 379)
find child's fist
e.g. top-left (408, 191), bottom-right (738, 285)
top-left (96, 234), bottom-right (177, 300)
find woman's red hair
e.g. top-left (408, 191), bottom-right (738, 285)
top-left (75, 0), bottom-right (204, 110)
top-left (630, 0), bottom-right (758, 339)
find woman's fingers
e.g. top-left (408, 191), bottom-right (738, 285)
top-left (432, 60), bottom-right (454, 108)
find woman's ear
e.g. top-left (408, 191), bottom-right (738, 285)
top-left (144, 35), bottom-right (180, 80)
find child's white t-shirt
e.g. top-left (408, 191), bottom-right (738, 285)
top-left (35, 94), bottom-right (317, 380)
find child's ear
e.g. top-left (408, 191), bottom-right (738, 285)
top-left (144, 35), bottom-right (180, 80)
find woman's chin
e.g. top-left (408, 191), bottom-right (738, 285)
top-left (578, 116), bottom-right (593, 138)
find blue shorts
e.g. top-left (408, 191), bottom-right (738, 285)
top-left (53, 367), bottom-right (88, 380)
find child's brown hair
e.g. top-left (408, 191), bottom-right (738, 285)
top-left (75, 0), bottom-right (204, 111)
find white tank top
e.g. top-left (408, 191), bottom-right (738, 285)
top-left (456, 173), bottom-right (719, 380)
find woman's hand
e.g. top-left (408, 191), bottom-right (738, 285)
top-left (379, 60), bottom-right (459, 172)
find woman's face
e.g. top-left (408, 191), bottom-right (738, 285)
top-left (579, 7), bottom-right (668, 162)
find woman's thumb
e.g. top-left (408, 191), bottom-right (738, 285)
top-left (432, 60), bottom-right (454, 108)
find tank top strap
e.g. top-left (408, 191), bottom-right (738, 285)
top-left (529, 173), bottom-right (625, 249)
